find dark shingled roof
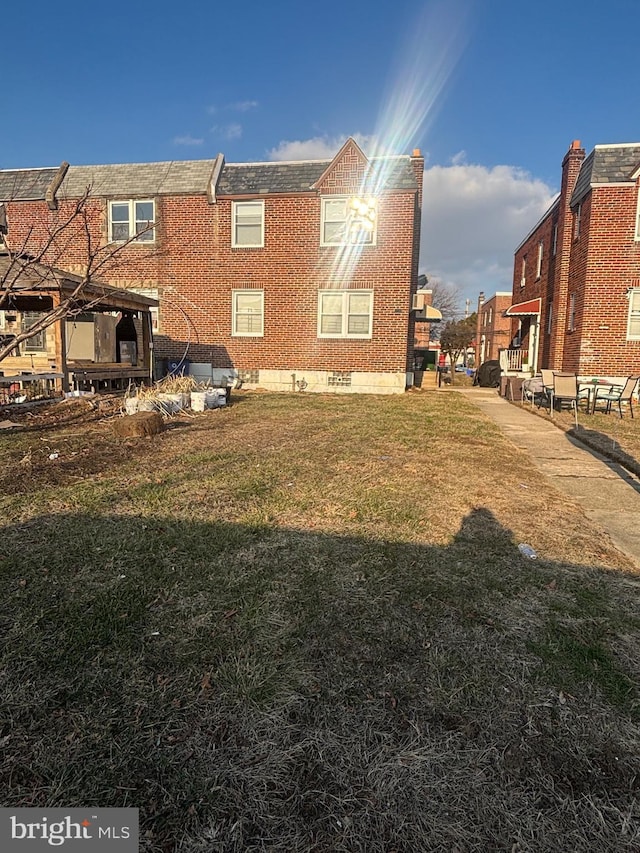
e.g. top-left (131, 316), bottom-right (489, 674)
top-left (0, 168), bottom-right (59, 201)
top-left (216, 155), bottom-right (417, 196)
top-left (570, 144), bottom-right (640, 206)
top-left (0, 152), bottom-right (418, 202)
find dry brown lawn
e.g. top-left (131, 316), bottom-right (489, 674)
top-left (1, 390), bottom-right (639, 852)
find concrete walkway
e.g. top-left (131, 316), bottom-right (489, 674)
top-left (456, 387), bottom-right (640, 567)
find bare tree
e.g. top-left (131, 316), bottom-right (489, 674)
top-left (426, 276), bottom-right (462, 321)
top-left (0, 189), bottom-right (156, 364)
top-left (439, 315), bottom-right (476, 385)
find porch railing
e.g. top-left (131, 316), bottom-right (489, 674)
top-left (499, 348), bottom-right (526, 373)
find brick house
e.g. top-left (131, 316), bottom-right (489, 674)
top-left (475, 290), bottom-right (512, 365)
top-left (0, 138), bottom-right (424, 394)
top-left (507, 139), bottom-right (640, 376)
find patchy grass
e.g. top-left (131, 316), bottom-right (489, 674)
top-left (515, 396), bottom-right (640, 477)
top-left (1, 391), bottom-right (640, 851)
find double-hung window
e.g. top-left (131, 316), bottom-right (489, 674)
top-left (627, 289), bottom-right (640, 339)
top-left (22, 311), bottom-right (46, 351)
top-left (318, 290), bottom-right (373, 338)
top-left (130, 287), bottom-right (160, 333)
top-left (574, 203), bottom-right (582, 240)
top-left (321, 197), bottom-right (376, 246)
top-left (109, 200), bottom-right (155, 243)
top-left (536, 240), bottom-right (544, 279)
top-left (232, 201), bottom-right (264, 248)
top-left (232, 290), bottom-right (264, 336)
top-left (568, 293), bottom-right (577, 332)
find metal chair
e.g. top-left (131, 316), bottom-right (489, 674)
top-left (592, 376), bottom-right (640, 418)
top-left (539, 368), bottom-right (555, 410)
top-left (550, 373), bottom-right (585, 427)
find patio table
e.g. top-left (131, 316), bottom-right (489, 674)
top-left (578, 379), bottom-right (614, 414)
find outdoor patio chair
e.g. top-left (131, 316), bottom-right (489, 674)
top-left (592, 375), bottom-right (640, 418)
top-left (522, 376), bottom-right (545, 408)
top-left (539, 368), bottom-right (555, 410)
top-left (550, 373), bottom-right (585, 427)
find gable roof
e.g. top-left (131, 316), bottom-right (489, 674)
top-left (570, 143), bottom-right (640, 206)
top-left (0, 142), bottom-right (418, 203)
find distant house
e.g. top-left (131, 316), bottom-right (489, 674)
top-left (0, 138), bottom-right (425, 394)
top-left (505, 139), bottom-right (640, 376)
top-left (475, 291), bottom-right (512, 365)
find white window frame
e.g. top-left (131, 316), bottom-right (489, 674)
top-left (635, 191), bottom-right (640, 241)
top-left (320, 196), bottom-right (376, 247)
top-left (627, 289), bottom-right (640, 340)
top-left (108, 199), bottom-right (155, 243)
top-left (232, 201), bottom-right (265, 248)
top-left (317, 290), bottom-right (373, 339)
top-left (536, 240), bottom-right (544, 279)
top-left (568, 293), bottom-right (576, 332)
top-left (130, 287), bottom-right (160, 333)
top-left (520, 255), bottom-right (526, 288)
top-left (232, 289), bottom-right (264, 337)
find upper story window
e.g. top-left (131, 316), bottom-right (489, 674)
top-left (552, 221), bottom-right (558, 256)
top-left (232, 289), bottom-right (264, 336)
top-left (488, 307), bottom-right (493, 324)
top-left (321, 197), bottom-right (376, 246)
top-left (520, 255), bottom-right (527, 288)
top-left (318, 290), bottom-right (373, 338)
top-left (573, 203), bottom-right (582, 240)
top-left (536, 240), bottom-right (544, 279)
top-left (232, 201), bottom-right (264, 248)
top-left (568, 293), bottom-right (577, 332)
top-left (109, 200), bottom-right (155, 243)
top-left (627, 289), bottom-right (640, 339)
top-left (635, 191), bottom-right (640, 241)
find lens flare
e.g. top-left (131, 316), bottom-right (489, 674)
top-left (321, 0), bottom-right (471, 289)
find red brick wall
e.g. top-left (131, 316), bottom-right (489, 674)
top-left (476, 293), bottom-right (512, 362)
top-left (5, 158), bottom-right (420, 377)
top-left (568, 183), bottom-right (640, 374)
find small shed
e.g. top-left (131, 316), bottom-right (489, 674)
top-left (0, 254), bottom-right (158, 396)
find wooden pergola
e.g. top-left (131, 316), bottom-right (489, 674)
top-left (0, 255), bottom-right (158, 395)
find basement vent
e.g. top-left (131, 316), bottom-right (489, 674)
top-left (327, 371), bottom-right (352, 387)
top-left (238, 369), bottom-right (259, 384)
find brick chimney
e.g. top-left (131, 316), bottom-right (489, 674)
top-left (549, 139), bottom-right (586, 369)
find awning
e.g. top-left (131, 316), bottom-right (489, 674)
top-left (505, 297), bottom-right (541, 317)
top-left (415, 305), bottom-right (443, 323)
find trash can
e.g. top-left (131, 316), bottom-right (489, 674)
top-left (166, 359), bottom-right (190, 377)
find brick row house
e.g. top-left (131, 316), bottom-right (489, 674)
top-left (506, 139), bottom-right (640, 377)
top-left (475, 291), bottom-right (512, 366)
top-left (0, 138), bottom-right (425, 394)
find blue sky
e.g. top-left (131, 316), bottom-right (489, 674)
top-left (4, 0), bottom-right (640, 309)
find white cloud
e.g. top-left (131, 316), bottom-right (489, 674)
top-left (421, 162), bottom-right (557, 306)
top-left (228, 100), bottom-right (258, 112)
top-left (267, 134), bottom-right (378, 161)
top-left (211, 123), bottom-right (242, 141)
top-left (173, 134), bottom-right (204, 146)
